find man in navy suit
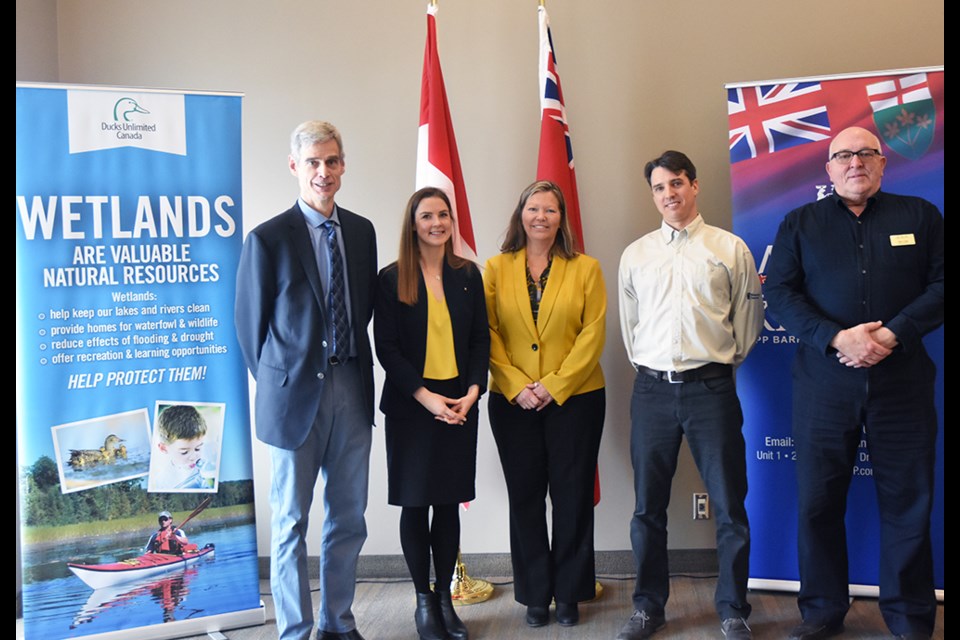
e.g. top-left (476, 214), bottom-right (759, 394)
top-left (236, 121), bottom-right (377, 640)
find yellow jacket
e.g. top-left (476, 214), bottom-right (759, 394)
top-left (484, 249), bottom-right (606, 406)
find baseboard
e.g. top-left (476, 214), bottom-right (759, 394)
top-left (257, 549), bottom-right (719, 580)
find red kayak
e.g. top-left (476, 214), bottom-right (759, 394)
top-left (68, 543), bottom-right (215, 590)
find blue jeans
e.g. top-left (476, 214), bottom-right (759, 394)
top-left (629, 371), bottom-right (751, 621)
top-left (268, 359), bottom-right (372, 640)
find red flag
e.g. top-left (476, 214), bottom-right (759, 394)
top-left (536, 5), bottom-right (583, 253)
top-left (416, 2), bottom-right (476, 260)
top-left (536, 6), bottom-right (598, 504)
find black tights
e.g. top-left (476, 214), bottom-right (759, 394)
top-left (399, 504), bottom-right (461, 594)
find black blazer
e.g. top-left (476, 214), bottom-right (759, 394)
top-left (374, 259), bottom-right (490, 418)
top-left (235, 202), bottom-right (377, 449)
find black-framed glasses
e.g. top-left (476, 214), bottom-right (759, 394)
top-left (829, 148), bottom-right (883, 164)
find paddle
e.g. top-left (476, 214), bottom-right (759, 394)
top-left (174, 495), bottom-right (213, 530)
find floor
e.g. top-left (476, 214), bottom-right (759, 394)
top-left (48, 573), bottom-right (938, 640)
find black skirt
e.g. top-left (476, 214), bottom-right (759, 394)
top-left (385, 377), bottom-right (478, 506)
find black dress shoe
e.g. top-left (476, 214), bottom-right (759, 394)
top-left (415, 591), bottom-right (448, 640)
top-left (556, 601), bottom-right (579, 626)
top-left (436, 587), bottom-right (468, 639)
top-left (787, 620), bottom-right (844, 640)
top-left (525, 605), bottom-right (549, 627)
top-left (318, 630), bottom-right (366, 640)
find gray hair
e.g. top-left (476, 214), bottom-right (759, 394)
top-left (290, 120), bottom-right (343, 160)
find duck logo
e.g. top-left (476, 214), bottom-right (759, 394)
top-left (67, 89), bottom-right (186, 155)
top-left (113, 97), bottom-right (150, 122)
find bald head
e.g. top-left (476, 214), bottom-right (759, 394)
top-left (825, 126), bottom-right (887, 212)
top-left (828, 126), bottom-right (882, 159)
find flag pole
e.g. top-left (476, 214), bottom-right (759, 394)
top-left (417, 0), bottom-right (490, 605)
top-left (536, 0), bottom-right (604, 603)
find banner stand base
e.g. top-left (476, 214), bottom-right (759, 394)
top-left (24, 602), bottom-right (268, 640)
top-left (748, 579), bottom-right (943, 604)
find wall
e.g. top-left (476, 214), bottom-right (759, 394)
top-left (15, 0), bottom-right (58, 81)
top-left (17, 0), bottom-right (944, 560)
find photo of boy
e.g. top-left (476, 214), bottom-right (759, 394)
top-left (148, 404), bottom-right (221, 492)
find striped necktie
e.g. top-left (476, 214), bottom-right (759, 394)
top-left (322, 220), bottom-right (349, 361)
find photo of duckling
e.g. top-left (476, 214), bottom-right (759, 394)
top-left (52, 409), bottom-right (152, 493)
top-left (67, 433), bottom-right (127, 469)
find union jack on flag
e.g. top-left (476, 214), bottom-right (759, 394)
top-left (728, 82), bottom-right (831, 163)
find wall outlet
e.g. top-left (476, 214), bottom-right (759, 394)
top-left (693, 493), bottom-right (710, 520)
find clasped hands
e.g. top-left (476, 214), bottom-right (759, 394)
top-left (415, 386), bottom-right (479, 425)
top-left (831, 321), bottom-right (898, 368)
top-left (514, 381), bottom-right (554, 411)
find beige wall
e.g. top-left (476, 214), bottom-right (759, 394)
top-left (16, 0), bottom-right (58, 81)
top-left (17, 1), bottom-right (944, 559)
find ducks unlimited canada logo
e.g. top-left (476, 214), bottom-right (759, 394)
top-left (67, 89), bottom-right (186, 155)
top-left (100, 97), bottom-right (158, 140)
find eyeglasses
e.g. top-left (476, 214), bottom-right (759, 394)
top-left (829, 148), bottom-right (883, 164)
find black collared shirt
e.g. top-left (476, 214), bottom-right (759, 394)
top-left (765, 191), bottom-right (943, 362)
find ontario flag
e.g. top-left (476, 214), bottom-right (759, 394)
top-left (416, 2), bottom-right (477, 260)
top-left (866, 72), bottom-right (936, 160)
top-left (536, 5), bottom-right (584, 253)
top-left (537, 5), bottom-right (599, 504)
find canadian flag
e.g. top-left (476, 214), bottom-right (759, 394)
top-left (416, 2), bottom-right (476, 260)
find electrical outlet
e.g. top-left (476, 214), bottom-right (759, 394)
top-left (693, 493), bottom-right (709, 520)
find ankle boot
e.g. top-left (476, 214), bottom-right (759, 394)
top-left (435, 587), bottom-right (468, 640)
top-left (414, 591), bottom-right (448, 640)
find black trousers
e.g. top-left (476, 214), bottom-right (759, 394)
top-left (792, 349), bottom-right (938, 636)
top-left (489, 389), bottom-right (605, 606)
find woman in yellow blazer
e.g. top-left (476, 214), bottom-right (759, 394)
top-left (484, 180), bottom-right (606, 628)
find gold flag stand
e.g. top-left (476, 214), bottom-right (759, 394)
top-left (590, 580), bottom-right (604, 601)
top-left (446, 551), bottom-right (603, 606)
top-left (448, 549), bottom-right (493, 605)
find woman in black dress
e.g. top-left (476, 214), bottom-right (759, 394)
top-left (374, 187), bottom-right (489, 640)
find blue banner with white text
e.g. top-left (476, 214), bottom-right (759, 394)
top-left (16, 85), bottom-right (262, 638)
top-left (727, 68), bottom-right (944, 595)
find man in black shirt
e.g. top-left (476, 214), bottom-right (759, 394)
top-left (765, 126), bottom-right (943, 640)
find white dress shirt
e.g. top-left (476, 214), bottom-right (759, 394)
top-left (618, 214), bottom-right (763, 372)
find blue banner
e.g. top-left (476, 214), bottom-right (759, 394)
top-left (727, 69), bottom-right (944, 595)
top-left (16, 85), bottom-right (262, 638)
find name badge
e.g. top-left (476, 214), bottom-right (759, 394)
top-left (890, 233), bottom-right (916, 246)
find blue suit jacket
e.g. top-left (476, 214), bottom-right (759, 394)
top-left (235, 202), bottom-right (377, 450)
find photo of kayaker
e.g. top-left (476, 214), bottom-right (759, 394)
top-left (68, 498), bottom-right (216, 590)
top-left (145, 510), bottom-right (195, 554)
top-left (148, 402), bottom-right (224, 493)
top-left (51, 409), bottom-right (152, 493)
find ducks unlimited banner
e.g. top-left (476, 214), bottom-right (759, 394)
top-left (726, 68), bottom-right (944, 596)
top-left (16, 85), bottom-right (264, 639)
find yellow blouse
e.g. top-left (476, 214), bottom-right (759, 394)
top-left (423, 290), bottom-right (459, 380)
